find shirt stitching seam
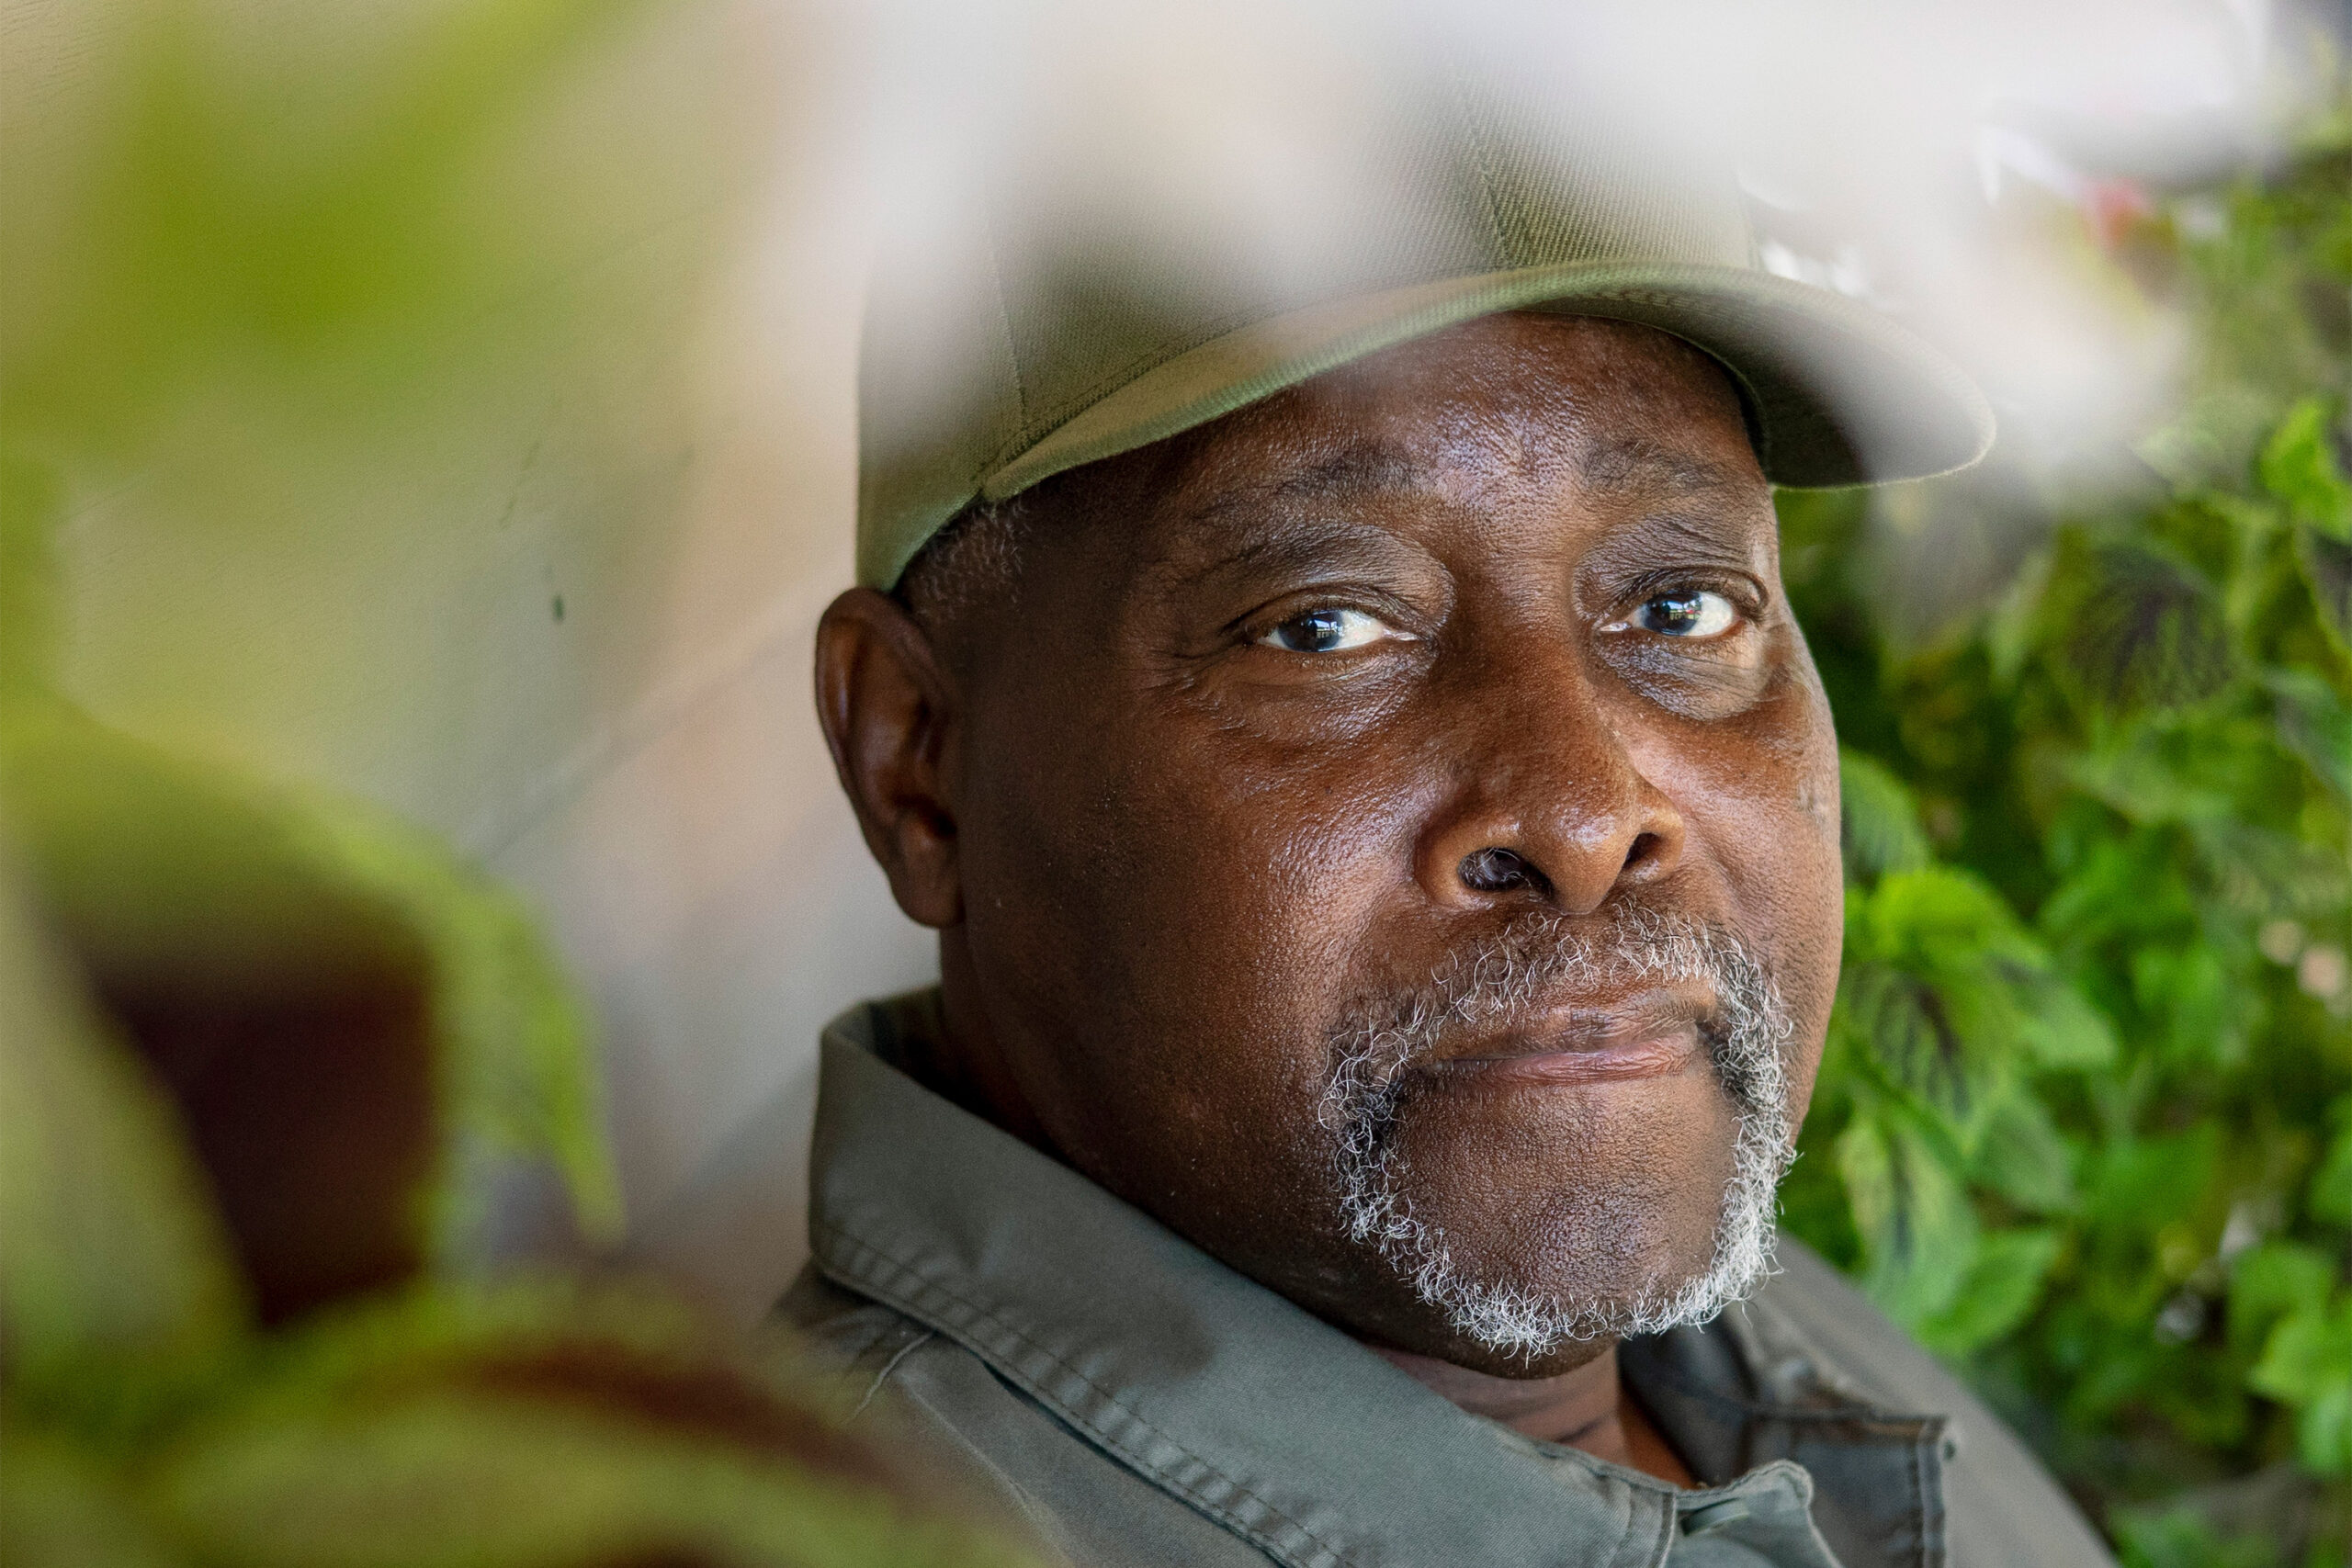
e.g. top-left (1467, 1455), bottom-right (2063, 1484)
top-left (1621, 1476), bottom-right (1674, 1568)
top-left (816, 1220), bottom-right (1361, 1568)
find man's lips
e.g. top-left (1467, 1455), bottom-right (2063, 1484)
top-left (1415, 986), bottom-right (1714, 1087)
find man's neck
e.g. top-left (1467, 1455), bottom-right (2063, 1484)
top-left (1368, 1341), bottom-right (1695, 1487)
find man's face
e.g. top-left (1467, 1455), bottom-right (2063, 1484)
top-left (843, 313), bottom-right (1843, 1376)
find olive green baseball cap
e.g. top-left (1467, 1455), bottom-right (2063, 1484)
top-left (856, 96), bottom-right (1995, 591)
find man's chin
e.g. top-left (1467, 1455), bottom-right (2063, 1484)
top-left (1412, 1240), bottom-right (1727, 1349)
top-left (1341, 1248), bottom-right (1730, 1378)
top-left (1337, 1149), bottom-right (1777, 1367)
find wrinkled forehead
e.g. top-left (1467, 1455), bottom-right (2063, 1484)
top-left (1100, 314), bottom-right (1773, 575)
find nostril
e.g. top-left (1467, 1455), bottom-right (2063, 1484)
top-left (1623, 831), bottom-right (1666, 876)
top-left (1458, 848), bottom-right (1552, 897)
top-left (1459, 848), bottom-right (1515, 891)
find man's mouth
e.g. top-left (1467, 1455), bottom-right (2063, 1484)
top-left (1415, 984), bottom-right (1716, 1087)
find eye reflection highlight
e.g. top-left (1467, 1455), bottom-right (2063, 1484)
top-left (1633, 591), bottom-right (1736, 638)
top-left (1262, 607), bottom-right (1400, 653)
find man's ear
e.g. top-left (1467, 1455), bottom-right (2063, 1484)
top-left (813, 589), bottom-right (964, 929)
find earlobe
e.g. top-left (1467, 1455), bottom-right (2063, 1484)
top-left (813, 589), bottom-right (965, 929)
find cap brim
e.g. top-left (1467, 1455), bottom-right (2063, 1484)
top-left (980, 261), bottom-right (1993, 508)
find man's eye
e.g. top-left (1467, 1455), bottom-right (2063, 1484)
top-left (1261, 607), bottom-right (1396, 653)
top-left (1634, 591), bottom-right (1738, 638)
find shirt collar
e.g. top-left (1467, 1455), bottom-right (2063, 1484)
top-left (806, 998), bottom-right (1847, 1568)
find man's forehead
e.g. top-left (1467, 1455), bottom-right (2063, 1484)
top-left (1177, 434), bottom-right (1761, 525)
top-left (1146, 317), bottom-right (1765, 526)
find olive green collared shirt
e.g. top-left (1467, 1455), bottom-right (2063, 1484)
top-left (778, 995), bottom-right (2114, 1568)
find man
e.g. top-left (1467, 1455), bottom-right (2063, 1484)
top-left (783, 99), bottom-right (2114, 1568)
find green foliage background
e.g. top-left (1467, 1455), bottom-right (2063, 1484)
top-left (1780, 107), bottom-right (2352, 1568)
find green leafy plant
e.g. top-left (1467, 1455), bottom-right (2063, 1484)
top-left (1781, 99), bottom-right (2352, 1568)
top-left (0, 707), bottom-right (1036, 1567)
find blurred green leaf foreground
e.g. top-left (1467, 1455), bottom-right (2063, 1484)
top-left (0, 710), bottom-right (1034, 1568)
top-left (0, 1), bottom-right (1034, 1562)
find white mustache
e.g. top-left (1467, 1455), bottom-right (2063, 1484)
top-left (1317, 906), bottom-right (1790, 1139)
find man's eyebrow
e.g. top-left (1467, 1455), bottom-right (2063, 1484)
top-left (1185, 444), bottom-right (1435, 523)
top-left (1154, 512), bottom-right (1431, 599)
top-left (1574, 436), bottom-right (1756, 498)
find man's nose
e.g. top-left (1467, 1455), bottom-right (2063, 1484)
top-left (1410, 652), bottom-right (1687, 917)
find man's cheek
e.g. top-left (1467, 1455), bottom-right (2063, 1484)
top-left (1629, 750), bottom-right (1840, 1067)
top-left (1153, 742), bottom-right (1429, 913)
top-left (1627, 700), bottom-right (1838, 880)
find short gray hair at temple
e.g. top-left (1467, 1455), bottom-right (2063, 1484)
top-left (895, 494), bottom-right (1031, 651)
top-left (1318, 906), bottom-right (1796, 1359)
